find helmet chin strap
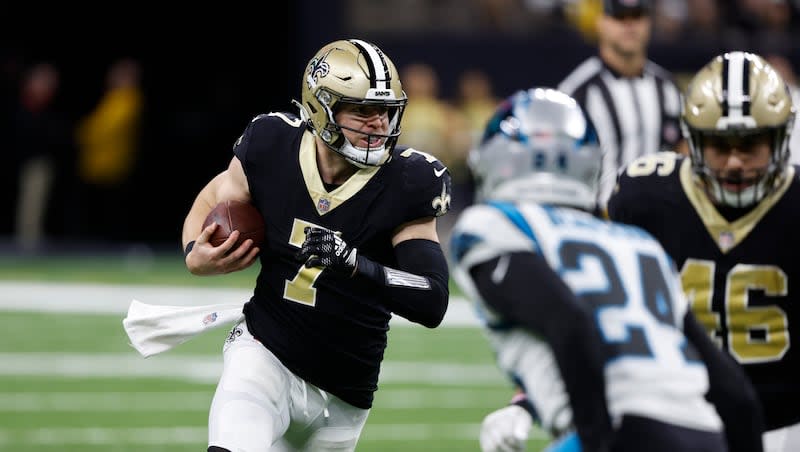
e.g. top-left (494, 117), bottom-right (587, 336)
top-left (333, 137), bottom-right (388, 168)
top-left (306, 100), bottom-right (400, 168)
top-left (294, 99), bottom-right (311, 122)
top-left (332, 120), bottom-right (396, 167)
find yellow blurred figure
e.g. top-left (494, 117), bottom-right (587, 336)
top-left (454, 69), bottom-right (500, 149)
top-left (397, 62), bottom-right (470, 170)
top-left (399, 64), bottom-right (451, 150)
top-left (76, 58), bottom-right (143, 186)
top-left (564, 0), bottom-right (604, 43)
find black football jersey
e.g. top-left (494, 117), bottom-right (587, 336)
top-left (231, 112), bottom-right (452, 409)
top-left (608, 152), bottom-right (800, 430)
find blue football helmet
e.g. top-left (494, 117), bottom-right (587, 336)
top-left (469, 87), bottom-right (602, 211)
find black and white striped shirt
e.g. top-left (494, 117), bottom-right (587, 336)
top-left (558, 56), bottom-right (683, 207)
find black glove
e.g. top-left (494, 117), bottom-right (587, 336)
top-left (297, 227), bottom-right (358, 276)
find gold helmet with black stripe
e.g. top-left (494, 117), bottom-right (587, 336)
top-left (298, 39), bottom-right (407, 167)
top-left (681, 51), bottom-right (796, 207)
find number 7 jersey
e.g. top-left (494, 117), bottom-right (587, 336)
top-left (608, 151), bottom-right (800, 430)
top-left (231, 112), bottom-right (451, 410)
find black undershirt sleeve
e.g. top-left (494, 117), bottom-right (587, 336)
top-left (355, 238), bottom-right (449, 328)
top-left (470, 251), bottom-right (613, 452)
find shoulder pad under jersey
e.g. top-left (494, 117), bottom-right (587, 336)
top-left (608, 151), bottom-right (684, 223)
top-left (450, 204), bottom-right (540, 269)
top-left (232, 111), bottom-right (306, 161)
top-left (385, 146), bottom-right (453, 219)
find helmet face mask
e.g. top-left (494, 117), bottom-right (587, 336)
top-left (469, 88), bottom-right (602, 211)
top-left (299, 39), bottom-right (407, 167)
top-left (681, 51), bottom-right (796, 208)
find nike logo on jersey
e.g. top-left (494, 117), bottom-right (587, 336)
top-left (434, 167), bottom-right (447, 178)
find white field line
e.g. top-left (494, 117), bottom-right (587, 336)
top-left (0, 391), bottom-right (213, 411)
top-left (0, 390), bottom-right (549, 446)
top-left (0, 389), bottom-right (507, 412)
top-left (0, 427), bottom-right (207, 446)
top-left (0, 353), bottom-right (505, 385)
top-left (0, 425), bottom-right (548, 445)
top-left (0, 281), bottom-right (480, 327)
top-left (0, 282), bottom-right (550, 447)
top-left (0, 280), bottom-right (502, 384)
top-left (361, 423), bottom-right (547, 441)
top-left (360, 423), bottom-right (548, 441)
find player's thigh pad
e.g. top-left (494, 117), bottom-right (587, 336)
top-left (764, 421), bottom-right (800, 452)
top-left (208, 321), bottom-right (293, 452)
top-left (290, 393), bottom-right (370, 452)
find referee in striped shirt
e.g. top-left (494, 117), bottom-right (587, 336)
top-left (558, 0), bottom-right (684, 209)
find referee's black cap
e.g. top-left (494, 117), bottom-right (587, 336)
top-left (603, 0), bottom-right (652, 17)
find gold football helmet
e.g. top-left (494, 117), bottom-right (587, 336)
top-left (681, 51), bottom-right (796, 207)
top-left (298, 39), bottom-right (407, 167)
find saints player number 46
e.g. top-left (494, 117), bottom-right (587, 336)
top-left (625, 152), bottom-right (789, 364)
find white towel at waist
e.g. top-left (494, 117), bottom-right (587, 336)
top-left (123, 299), bottom-right (246, 358)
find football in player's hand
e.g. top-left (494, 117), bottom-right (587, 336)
top-left (202, 200), bottom-right (266, 249)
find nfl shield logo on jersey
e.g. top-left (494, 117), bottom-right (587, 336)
top-left (719, 231), bottom-right (734, 251)
top-left (318, 198), bottom-right (331, 213)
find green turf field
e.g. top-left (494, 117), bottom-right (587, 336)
top-left (0, 253), bottom-right (551, 451)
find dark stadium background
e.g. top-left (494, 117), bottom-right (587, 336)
top-left (2, 1), bottom-right (798, 252)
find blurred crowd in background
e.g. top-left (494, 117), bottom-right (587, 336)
top-left (1, 0), bottom-right (799, 255)
top-left (352, 0), bottom-right (798, 47)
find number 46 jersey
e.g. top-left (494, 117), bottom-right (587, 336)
top-left (450, 201), bottom-right (723, 432)
top-left (608, 151), bottom-right (800, 431)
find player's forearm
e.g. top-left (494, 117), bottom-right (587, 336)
top-left (548, 316), bottom-right (613, 452)
top-left (182, 170), bottom-right (230, 249)
top-left (355, 239), bottom-right (449, 328)
top-left (182, 191), bottom-right (217, 249)
top-left (472, 253), bottom-right (613, 450)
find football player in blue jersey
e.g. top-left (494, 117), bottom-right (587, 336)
top-left (450, 87), bottom-right (763, 452)
top-left (180, 39), bottom-right (452, 452)
top-left (608, 51), bottom-right (800, 452)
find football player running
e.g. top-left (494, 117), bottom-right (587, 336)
top-left (608, 51), bottom-right (800, 452)
top-left (450, 88), bottom-right (763, 452)
top-left (181, 39), bottom-right (451, 452)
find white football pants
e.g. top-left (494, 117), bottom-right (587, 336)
top-left (764, 421), bottom-right (800, 452)
top-left (208, 321), bottom-right (370, 452)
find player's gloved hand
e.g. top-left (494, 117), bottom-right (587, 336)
top-left (543, 431), bottom-right (582, 452)
top-left (297, 227), bottom-right (358, 276)
top-left (480, 405), bottom-right (534, 452)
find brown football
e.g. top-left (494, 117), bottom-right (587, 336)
top-left (202, 200), bottom-right (266, 249)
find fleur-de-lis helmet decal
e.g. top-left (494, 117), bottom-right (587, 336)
top-left (305, 53), bottom-right (331, 92)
